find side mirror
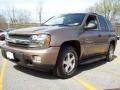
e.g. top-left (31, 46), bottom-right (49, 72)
top-left (84, 22), bottom-right (97, 30)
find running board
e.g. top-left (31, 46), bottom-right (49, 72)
top-left (80, 56), bottom-right (106, 65)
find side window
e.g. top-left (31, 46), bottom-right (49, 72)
top-left (98, 16), bottom-right (109, 31)
top-left (106, 19), bottom-right (113, 31)
top-left (85, 15), bottom-right (98, 30)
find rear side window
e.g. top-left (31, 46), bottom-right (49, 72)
top-left (106, 19), bottom-right (113, 31)
top-left (98, 16), bottom-right (109, 31)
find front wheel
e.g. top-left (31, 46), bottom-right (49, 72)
top-left (106, 44), bottom-right (114, 62)
top-left (55, 46), bottom-right (78, 79)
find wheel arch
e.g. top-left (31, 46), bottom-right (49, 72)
top-left (109, 40), bottom-right (116, 51)
top-left (59, 40), bottom-right (81, 60)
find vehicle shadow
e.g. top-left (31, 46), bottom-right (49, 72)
top-left (14, 65), bottom-right (59, 80)
top-left (14, 57), bottom-right (117, 79)
top-left (75, 55), bottom-right (118, 75)
top-left (75, 59), bottom-right (107, 76)
top-left (105, 88), bottom-right (120, 90)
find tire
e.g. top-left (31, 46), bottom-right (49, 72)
top-left (54, 45), bottom-right (78, 79)
top-left (106, 44), bottom-right (114, 62)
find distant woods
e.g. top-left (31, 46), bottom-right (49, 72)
top-left (0, 7), bottom-right (40, 29)
top-left (87, 0), bottom-right (120, 22)
top-left (0, 0), bottom-right (120, 30)
top-left (87, 0), bottom-right (120, 35)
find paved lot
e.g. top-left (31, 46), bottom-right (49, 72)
top-left (0, 40), bottom-right (120, 90)
top-left (0, 41), bottom-right (5, 48)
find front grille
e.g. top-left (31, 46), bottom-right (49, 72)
top-left (7, 34), bottom-right (31, 47)
top-left (9, 34), bottom-right (30, 40)
top-left (7, 42), bottom-right (29, 47)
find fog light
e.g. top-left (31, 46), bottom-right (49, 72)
top-left (33, 56), bottom-right (41, 63)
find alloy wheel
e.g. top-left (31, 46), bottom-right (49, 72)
top-left (63, 52), bottom-right (76, 73)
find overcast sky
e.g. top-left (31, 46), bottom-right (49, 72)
top-left (0, 0), bottom-right (100, 22)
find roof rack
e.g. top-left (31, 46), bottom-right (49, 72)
top-left (88, 12), bottom-right (98, 15)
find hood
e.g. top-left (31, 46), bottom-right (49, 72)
top-left (8, 26), bottom-right (67, 35)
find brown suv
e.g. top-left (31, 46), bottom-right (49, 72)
top-left (1, 13), bottom-right (117, 78)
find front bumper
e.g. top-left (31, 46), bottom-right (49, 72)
top-left (1, 44), bottom-right (60, 71)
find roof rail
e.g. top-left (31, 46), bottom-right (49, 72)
top-left (88, 12), bottom-right (98, 15)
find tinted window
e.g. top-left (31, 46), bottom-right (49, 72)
top-left (98, 16), bottom-right (109, 31)
top-left (44, 14), bottom-right (85, 26)
top-left (106, 19), bottom-right (113, 31)
top-left (85, 15), bottom-right (98, 30)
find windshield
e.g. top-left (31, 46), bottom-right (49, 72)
top-left (44, 14), bottom-right (85, 26)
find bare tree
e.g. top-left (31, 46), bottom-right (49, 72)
top-left (5, 7), bottom-right (32, 28)
top-left (87, 0), bottom-right (120, 22)
top-left (6, 7), bottom-right (18, 27)
top-left (38, 2), bottom-right (43, 25)
top-left (17, 10), bottom-right (31, 24)
top-left (0, 14), bottom-right (7, 29)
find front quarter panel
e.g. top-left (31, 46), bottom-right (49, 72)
top-left (49, 27), bottom-right (81, 47)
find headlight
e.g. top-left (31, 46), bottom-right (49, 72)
top-left (30, 34), bottom-right (51, 48)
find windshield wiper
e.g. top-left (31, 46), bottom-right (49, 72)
top-left (41, 24), bottom-right (50, 26)
top-left (51, 24), bottom-right (70, 26)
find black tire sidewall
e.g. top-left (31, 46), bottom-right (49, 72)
top-left (56, 46), bottom-right (78, 78)
top-left (107, 44), bottom-right (114, 61)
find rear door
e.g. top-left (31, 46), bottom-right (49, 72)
top-left (97, 15), bottom-right (110, 53)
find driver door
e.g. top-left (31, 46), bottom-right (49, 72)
top-left (82, 15), bottom-right (102, 59)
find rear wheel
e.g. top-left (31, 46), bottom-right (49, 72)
top-left (106, 44), bottom-right (114, 62)
top-left (55, 46), bottom-right (78, 79)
